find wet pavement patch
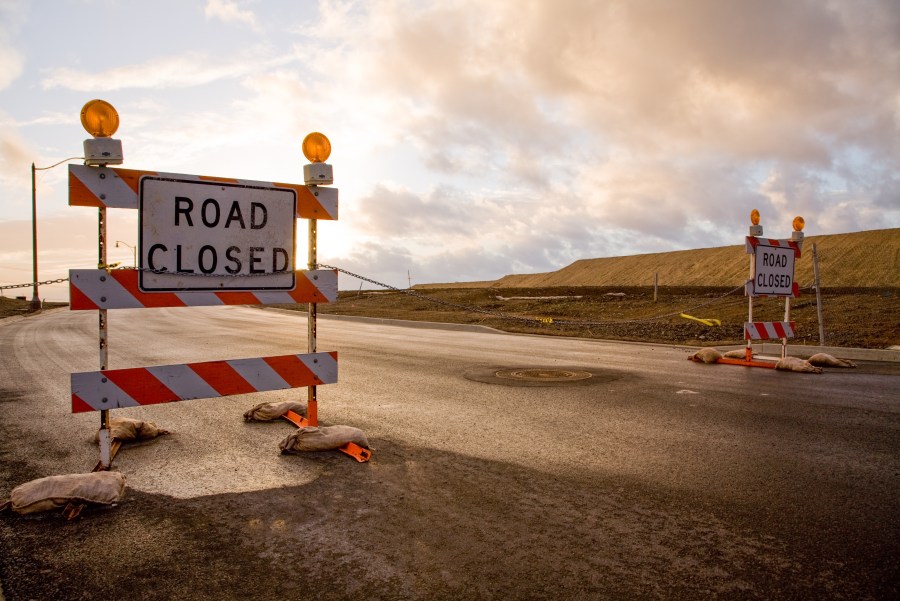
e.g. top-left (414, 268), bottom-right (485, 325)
top-left (464, 365), bottom-right (623, 387)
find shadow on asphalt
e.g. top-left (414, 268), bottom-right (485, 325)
top-left (1, 437), bottom-right (896, 600)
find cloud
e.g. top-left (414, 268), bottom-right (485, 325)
top-left (0, 109), bottom-right (34, 205)
top-left (301, 0), bottom-right (897, 285)
top-left (204, 0), bottom-right (261, 31)
top-left (0, 0), bottom-right (25, 90)
top-left (6, 0), bottom-right (897, 294)
top-left (334, 181), bottom-right (660, 287)
top-left (40, 47), bottom-right (294, 91)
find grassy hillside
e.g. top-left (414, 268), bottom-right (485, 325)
top-left (419, 228), bottom-right (899, 289)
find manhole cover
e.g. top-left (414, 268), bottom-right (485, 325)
top-left (464, 366), bottom-right (623, 387)
top-left (494, 368), bottom-right (593, 382)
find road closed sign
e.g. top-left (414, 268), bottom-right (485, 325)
top-left (748, 237), bottom-right (798, 297)
top-left (139, 176), bottom-right (296, 291)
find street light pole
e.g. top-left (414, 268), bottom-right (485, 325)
top-left (115, 240), bottom-right (136, 267)
top-left (30, 156), bottom-right (83, 311)
top-left (30, 163), bottom-right (39, 311)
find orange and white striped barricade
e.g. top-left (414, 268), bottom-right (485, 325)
top-left (72, 352), bottom-right (337, 412)
top-left (67, 157), bottom-right (365, 467)
top-left (744, 321), bottom-right (796, 341)
top-left (69, 165), bottom-right (338, 220)
top-left (69, 268), bottom-right (337, 309)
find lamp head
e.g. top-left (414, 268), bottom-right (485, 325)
top-left (80, 99), bottom-right (119, 138)
top-left (302, 132), bottom-right (333, 185)
top-left (81, 99), bottom-right (123, 166)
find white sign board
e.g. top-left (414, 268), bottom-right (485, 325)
top-left (139, 176), bottom-right (296, 291)
top-left (752, 242), bottom-right (796, 297)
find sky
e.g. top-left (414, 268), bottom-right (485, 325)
top-left (1, 0), bottom-right (898, 300)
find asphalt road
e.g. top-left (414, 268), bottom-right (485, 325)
top-left (1, 306), bottom-right (898, 600)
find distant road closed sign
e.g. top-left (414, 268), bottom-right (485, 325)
top-left (751, 240), bottom-right (796, 297)
top-left (139, 177), bottom-right (296, 291)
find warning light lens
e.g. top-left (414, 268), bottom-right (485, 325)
top-left (302, 132), bottom-right (331, 163)
top-left (793, 216), bottom-right (805, 232)
top-left (80, 99), bottom-right (119, 138)
top-left (750, 209), bottom-right (760, 226)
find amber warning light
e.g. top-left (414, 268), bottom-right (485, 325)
top-left (302, 132), bottom-right (333, 185)
top-left (81, 99), bottom-right (123, 166)
top-left (791, 215), bottom-right (805, 241)
top-left (749, 209), bottom-right (763, 237)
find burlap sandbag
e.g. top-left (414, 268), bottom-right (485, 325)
top-left (279, 425), bottom-right (370, 454)
top-left (723, 349), bottom-right (749, 359)
top-left (94, 416), bottom-right (169, 443)
top-left (688, 348), bottom-right (723, 364)
top-left (243, 400), bottom-right (307, 422)
top-left (808, 353), bottom-right (857, 368)
top-left (775, 356), bottom-right (823, 374)
top-left (1, 472), bottom-right (126, 516)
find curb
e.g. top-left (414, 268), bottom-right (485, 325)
top-left (718, 343), bottom-right (900, 363)
top-left (316, 313), bottom-right (506, 334)
top-left (294, 311), bottom-right (900, 363)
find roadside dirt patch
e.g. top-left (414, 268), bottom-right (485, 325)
top-left (0, 297), bottom-right (67, 319)
top-left (286, 286), bottom-right (900, 349)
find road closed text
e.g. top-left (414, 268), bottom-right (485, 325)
top-left (751, 244), bottom-right (797, 297)
top-left (756, 271), bottom-right (793, 290)
top-left (146, 197), bottom-right (289, 275)
top-left (139, 178), bottom-right (297, 291)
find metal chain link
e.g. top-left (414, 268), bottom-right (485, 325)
top-left (317, 264), bottom-right (545, 325)
top-left (1, 264), bottom-right (787, 328)
top-left (0, 265), bottom-right (285, 291)
top-left (0, 277), bottom-right (69, 291)
top-left (317, 264), bottom-right (748, 327)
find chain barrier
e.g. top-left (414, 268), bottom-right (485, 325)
top-left (0, 277), bottom-right (69, 292)
top-left (4, 264), bottom-right (801, 329)
top-left (2, 265), bottom-right (288, 293)
top-left (316, 264), bottom-right (545, 325)
top-left (317, 263), bottom-right (749, 327)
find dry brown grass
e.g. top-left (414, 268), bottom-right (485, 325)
top-left (0, 297), bottom-right (68, 319)
top-left (418, 228), bottom-right (899, 289)
top-left (4, 229), bottom-right (897, 349)
top-left (307, 285), bottom-right (900, 349)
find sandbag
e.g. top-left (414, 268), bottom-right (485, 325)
top-left (94, 416), bottom-right (169, 443)
top-left (243, 400), bottom-right (307, 422)
top-left (688, 348), bottom-right (723, 364)
top-left (723, 349), bottom-right (749, 359)
top-left (279, 425), bottom-right (370, 454)
top-left (1, 471), bottom-right (126, 516)
top-left (808, 353), bottom-right (857, 368)
top-left (775, 356), bottom-right (823, 374)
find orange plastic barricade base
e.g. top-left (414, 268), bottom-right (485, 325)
top-left (339, 442), bottom-right (372, 463)
top-left (715, 357), bottom-right (777, 369)
top-left (282, 409), bottom-right (309, 428)
top-left (280, 410), bottom-right (372, 463)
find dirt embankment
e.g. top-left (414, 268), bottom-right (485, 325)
top-left (0, 298), bottom-right (67, 319)
top-left (328, 228), bottom-right (898, 349)
top-left (5, 229), bottom-right (897, 349)
top-left (307, 285), bottom-right (900, 350)
top-left (418, 228), bottom-right (900, 289)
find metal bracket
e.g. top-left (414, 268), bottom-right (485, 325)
top-left (64, 439), bottom-right (123, 520)
top-left (93, 439), bottom-right (122, 472)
